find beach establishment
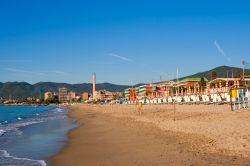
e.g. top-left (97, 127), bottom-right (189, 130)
top-left (124, 77), bottom-right (250, 111)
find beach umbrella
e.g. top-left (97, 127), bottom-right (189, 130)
top-left (197, 84), bottom-right (200, 94)
top-left (236, 80), bottom-right (240, 88)
top-left (234, 80), bottom-right (236, 89)
top-left (226, 81), bottom-right (229, 92)
top-left (206, 82), bottom-right (210, 95)
top-left (219, 81), bottom-right (222, 93)
top-left (194, 84), bottom-right (197, 94)
top-left (215, 83), bottom-right (218, 93)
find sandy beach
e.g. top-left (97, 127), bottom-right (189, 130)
top-left (51, 103), bottom-right (250, 165)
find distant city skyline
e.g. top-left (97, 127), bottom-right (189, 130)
top-left (0, 0), bottom-right (249, 85)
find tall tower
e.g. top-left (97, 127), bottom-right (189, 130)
top-left (92, 73), bottom-right (96, 100)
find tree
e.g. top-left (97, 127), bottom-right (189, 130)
top-left (200, 77), bottom-right (206, 87)
top-left (211, 71), bottom-right (217, 80)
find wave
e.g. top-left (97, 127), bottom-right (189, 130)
top-left (0, 129), bottom-right (6, 136)
top-left (0, 150), bottom-right (46, 166)
top-left (13, 121), bottom-right (44, 128)
top-left (0, 121), bottom-right (44, 138)
top-left (54, 107), bottom-right (63, 112)
top-left (0, 106), bottom-right (68, 138)
top-left (17, 116), bottom-right (22, 120)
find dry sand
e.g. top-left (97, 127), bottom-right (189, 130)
top-left (51, 104), bottom-right (250, 166)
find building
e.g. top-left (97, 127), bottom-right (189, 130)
top-left (124, 88), bottom-right (137, 101)
top-left (177, 77), bottom-right (208, 95)
top-left (82, 92), bottom-right (89, 101)
top-left (92, 73), bottom-right (96, 100)
top-left (93, 90), bottom-right (119, 100)
top-left (44, 92), bottom-right (53, 101)
top-left (68, 91), bottom-right (76, 101)
top-left (59, 88), bottom-right (68, 103)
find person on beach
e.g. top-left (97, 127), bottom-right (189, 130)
top-left (137, 101), bottom-right (142, 115)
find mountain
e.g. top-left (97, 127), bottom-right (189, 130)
top-left (0, 82), bottom-right (132, 99)
top-left (0, 66), bottom-right (249, 99)
top-left (178, 65), bottom-right (250, 81)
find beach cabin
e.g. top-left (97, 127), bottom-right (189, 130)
top-left (155, 81), bottom-right (176, 97)
top-left (177, 77), bottom-right (208, 95)
top-left (136, 85), bottom-right (153, 99)
top-left (124, 88), bottom-right (136, 101)
top-left (208, 78), bottom-right (242, 94)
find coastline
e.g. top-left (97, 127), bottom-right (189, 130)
top-left (0, 105), bottom-right (76, 166)
top-left (51, 104), bottom-right (250, 165)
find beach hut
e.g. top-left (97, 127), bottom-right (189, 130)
top-left (178, 77), bottom-right (208, 95)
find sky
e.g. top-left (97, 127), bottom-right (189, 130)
top-left (0, 0), bottom-right (249, 85)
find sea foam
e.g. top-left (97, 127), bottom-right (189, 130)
top-left (0, 129), bottom-right (6, 136)
top-left (0, 150), bottom-right (47, 166)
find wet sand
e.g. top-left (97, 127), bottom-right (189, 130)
top-left (51, 104), bottom-right (250, 166)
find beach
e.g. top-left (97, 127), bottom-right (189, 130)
top-left (51, 104), bottom-right (250, 165)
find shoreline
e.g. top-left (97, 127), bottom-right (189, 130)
top-left (51, 104), bottom-right (250, 165)
top-left (0, 105), bottom-right (74, 166)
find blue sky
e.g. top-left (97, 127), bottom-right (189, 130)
top-left (0, 0), bottom-right (249, 85)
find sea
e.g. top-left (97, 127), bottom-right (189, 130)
top-left (0, 106), bottom-right (77, 166)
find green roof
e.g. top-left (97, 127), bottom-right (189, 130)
top-left (179, 77), bottom-right (208, 83)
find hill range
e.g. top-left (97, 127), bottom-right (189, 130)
top-left (0, 65), bottom-right (249, 99)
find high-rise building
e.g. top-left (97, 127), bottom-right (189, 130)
top-left (59, 87), bottom-right (68, 103)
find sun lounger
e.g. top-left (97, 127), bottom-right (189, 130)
top-left (184, 96), bottom-right (191, 104)
top-left (168, 97), bottom-right (173, 104)
top-left (176, 96), bottom-right (183, 104)
top-left (153, 98), bottom-right (158, 104)
top-left (158, 98), bottom-right (162, 104)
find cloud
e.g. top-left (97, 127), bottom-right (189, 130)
top-left (214, 40), bottom-right (230, 61)
top-left (4, 68), bottom-right (47, 76)
top-left (109, 53), bottom-right (132, 62)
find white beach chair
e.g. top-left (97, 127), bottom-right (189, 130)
top-left (176, 96), bottom-right (182, 104)
top-left (158, 98), bottom-right (162, 104)
top-left (221, 93), bottom-right (226, 99)
top-left (184, 96), bottom-right (191, 104)
top-left (190, 95), bottom-right (196, 104)
top-left (163, 98), bottom-right (167, 103)
top-left (153, 98), bottom-right (158, 104)
top-left (168, 97), bottom-right (173, 104)
top-left (211, 94), bottom-right (217, 104)
top-left (202, 95), bottom-right (210, 104)
top-left (195, 96), bottom-right (201, 104)
top-left (225, 95), bottom-right (231, 104)
top-left (150, 99), bottom-right (154, 104)
top-left (217, 95), bottom-right (223, 104)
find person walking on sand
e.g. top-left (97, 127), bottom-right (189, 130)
top-left (137, 100), bottom-right (142, 115)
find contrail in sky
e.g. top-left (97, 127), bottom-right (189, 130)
top-left (214, 40), bottom-right (230, 61)
top-left (109, 53), bottom-right (132, 62)
top-left (43, 70), bottom-right (70, 75)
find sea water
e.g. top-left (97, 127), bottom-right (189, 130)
top-left (0, 106), bottom-right (77, 166)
